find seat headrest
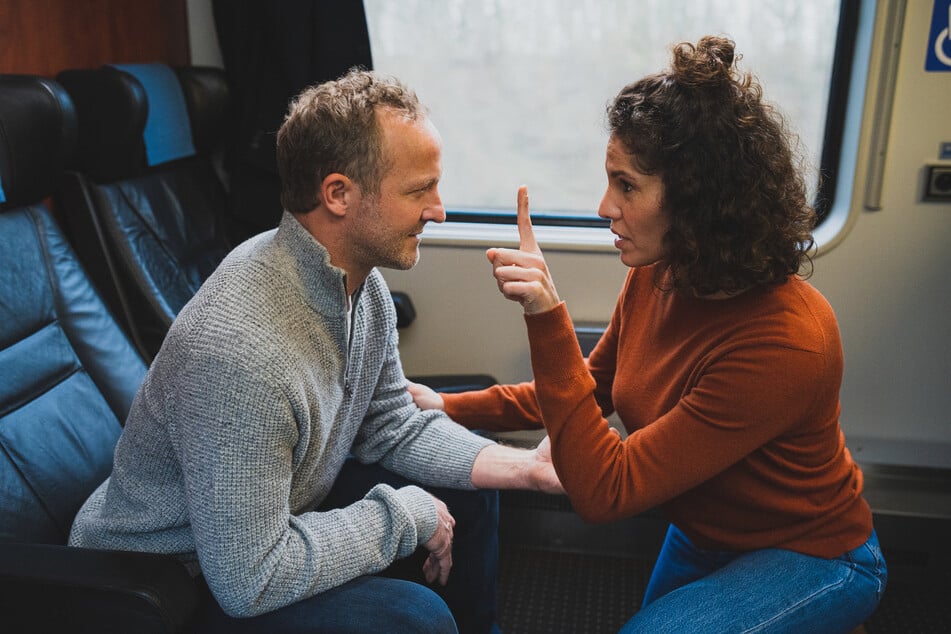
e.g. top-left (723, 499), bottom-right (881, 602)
top-left (176, 67), bottom-right (232, 156)
top-left (0, 75), bottom-right (77, 208)
top-left (110, 63), bottom-right (196, 167)
top-left (56, 67), bottom-right (150, 182)
top-left (57, 64), bottom-right (227, 183)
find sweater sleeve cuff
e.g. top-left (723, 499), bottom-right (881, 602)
top-left (442, 392), bottom-right (471, 423)
top-left (429, 423), bottom-right (495, 490)
top-left (440, 392), bottom-right (474, 425)
top-left (395, 485), bottom-right (439, 546)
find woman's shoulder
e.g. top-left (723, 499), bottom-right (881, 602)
top-left (736, 277), bottom-right (841, 356)
top-left (774, 276), bottom-right (838, 326)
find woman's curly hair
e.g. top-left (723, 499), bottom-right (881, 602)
top-left (607, 36), bottom-right (816, 295)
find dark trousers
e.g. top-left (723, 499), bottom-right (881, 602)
top-left (321, 459), bottom-right (501, 634)
top-left (197, 458), bottom-right (500, 634)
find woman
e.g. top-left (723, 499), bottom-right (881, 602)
top-left (411, 36), bottom-right (887, 632)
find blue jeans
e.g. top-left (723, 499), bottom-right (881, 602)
top-left (198, 459), bottom-right (500, 633)
top-left (197, 574), bottom-right (457, 633)
top-left (621, 524), bottom-right (887, 633)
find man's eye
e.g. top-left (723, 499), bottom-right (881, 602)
top-left (411, 183), bottom-right (435, 196)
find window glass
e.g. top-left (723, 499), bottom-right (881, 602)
top-left (365, 0), bottom-right (841, 218)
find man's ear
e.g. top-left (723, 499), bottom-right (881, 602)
top-left (320, 173), bottom-right (356, 218)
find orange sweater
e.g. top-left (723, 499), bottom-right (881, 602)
top-left (444, 265), bottom-right (872, 558)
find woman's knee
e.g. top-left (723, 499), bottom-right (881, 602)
top-left (620, 550), bottom-right (885, 634)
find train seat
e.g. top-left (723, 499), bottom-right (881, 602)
top-left (55, 64), bottom-right (234, 360)
top-left (0, 74), bottom-right (200, 632)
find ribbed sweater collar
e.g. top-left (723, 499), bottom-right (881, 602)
top-left (272, 210), bottom-right (353, 321)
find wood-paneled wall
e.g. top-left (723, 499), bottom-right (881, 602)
top-left (0, 0), bottom-right (188, 77)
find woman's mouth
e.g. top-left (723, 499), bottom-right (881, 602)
top-left (611, 229), bottom-right (630, 249)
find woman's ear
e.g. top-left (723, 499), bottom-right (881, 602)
top-left (320, 173), bottom-right (356, 218)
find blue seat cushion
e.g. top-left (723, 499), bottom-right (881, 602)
top-left (0, 355), bottom-right (120, 544)
top-left (0, 206), bottom-right (142, 544)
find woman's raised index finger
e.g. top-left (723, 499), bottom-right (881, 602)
top-left (516, 185), bottom-right (539, 254)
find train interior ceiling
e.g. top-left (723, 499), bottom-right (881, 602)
top-left (0, 0), bottom-right (949, 632)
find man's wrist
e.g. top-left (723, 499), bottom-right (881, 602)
top-left (470, 444), bottom-right (535, 490)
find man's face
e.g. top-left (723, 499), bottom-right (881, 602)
top-left (350, 110), bottom-right (446, 272)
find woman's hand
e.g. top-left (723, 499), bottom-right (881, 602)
top-left (530, 435), bottom-right (565, 495)
top-left (486, 186), bottom-right (561, 315)
top-left (407, 381), bottom-right (445, 411)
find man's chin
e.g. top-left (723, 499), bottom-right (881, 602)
top-left (405, 252), bottom-right (421, 270)
top-left (382, 250), bottom-right (420, 271)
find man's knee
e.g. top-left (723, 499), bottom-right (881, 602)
top-left (388, 581), bottom-right (458, 634)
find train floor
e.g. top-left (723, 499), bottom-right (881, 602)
top-left (496, 543), bottom-right (951, 633)
top-left (495, 487), bottom-right (951, 634)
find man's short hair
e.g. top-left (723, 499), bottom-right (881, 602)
top-left (276, 68), bottom-right (426, 213)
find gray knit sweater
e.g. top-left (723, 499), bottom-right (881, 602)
top-left (68, 212), bottom-right (494, 617)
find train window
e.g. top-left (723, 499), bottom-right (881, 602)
top-left (365, 0), bottom-right (856, 228)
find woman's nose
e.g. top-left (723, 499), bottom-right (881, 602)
top-left (597, 193), bottom-right (617, 220)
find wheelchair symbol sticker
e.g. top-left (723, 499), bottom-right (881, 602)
top-left (926, 0), bottom-right (951, 70)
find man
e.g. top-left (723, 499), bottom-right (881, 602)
top-left (69, 69), bottom-right (561, 633)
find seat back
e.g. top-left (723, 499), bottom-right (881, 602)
top-left (0, 75), bottom-right (147, 545)
top-left (56, 64), bottom-right (233, 359)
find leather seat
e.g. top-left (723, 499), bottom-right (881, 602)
top-left (56, 65), bottom-right (234, 360)
top-left (0, 74), bottom-right (200, 633)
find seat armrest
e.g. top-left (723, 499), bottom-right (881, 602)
top-left (0, 542), bottom-right (202, 633)
top-left (408, 374), bottom-right (498, 394)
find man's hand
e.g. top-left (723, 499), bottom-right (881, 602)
top-left (486, 186), bottom-right (561, 315)
top-left (407, 381), bottom-right (445, 411)
top-left (422, 494), bottom-right (455, 585)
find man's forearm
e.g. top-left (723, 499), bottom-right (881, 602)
top-left (470, 443), bottom-right (562, 494)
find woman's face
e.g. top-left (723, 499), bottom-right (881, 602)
top-left (598, 136), bottom-right (670, 268)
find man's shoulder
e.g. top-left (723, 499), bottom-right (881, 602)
top-left (169, 253), bottom-right (322, 360)
top-left (186, 256), bottom-right (288, 324)
top-left (160, 282), bottom-right (340, 395)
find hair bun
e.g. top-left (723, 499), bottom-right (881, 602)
top-left (670, 36), bottom-right (737, 87)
